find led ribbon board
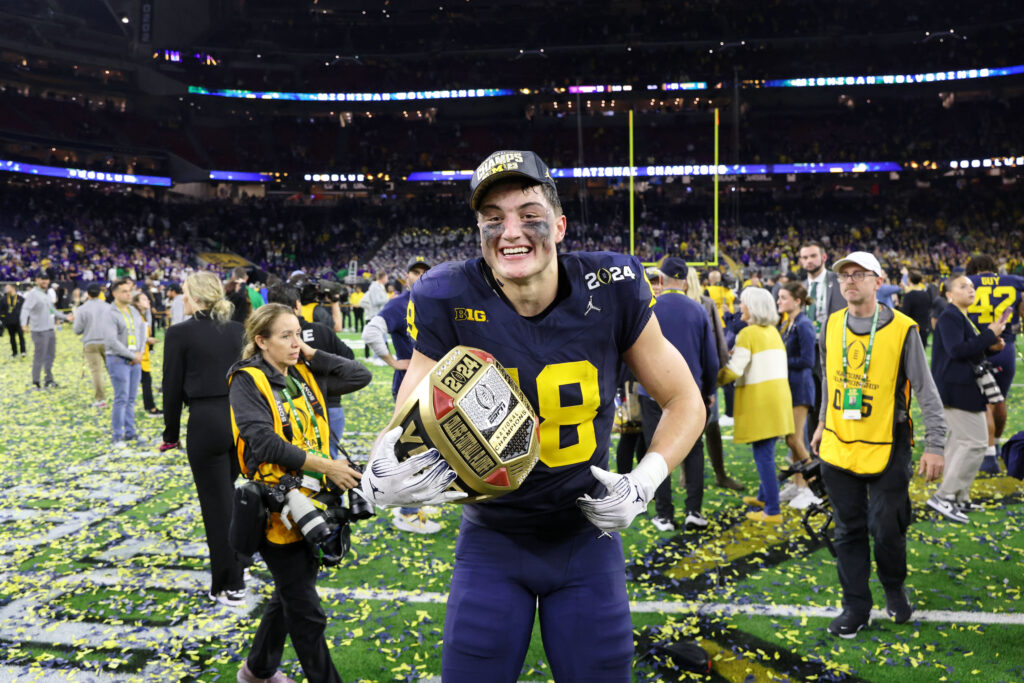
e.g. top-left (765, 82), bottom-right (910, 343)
top-left (0, 159), bottom-right (172, 186)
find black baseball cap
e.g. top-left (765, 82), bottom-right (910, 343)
top-left (406, 256), bottom-right (430, 272)
top-left (469, 150), bottom-right (557, 210)
top-left (86, 283), bottom-right (102, 297)
top-left (657, 257), bottom-right (689, 280)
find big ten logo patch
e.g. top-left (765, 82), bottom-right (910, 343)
top-left (845, 340), bottom-right (867, 369)
top-left (441, 352), bottom-right (483, 392)
top-left (585, 265), bottom-right (636, 290)
top-left (454, 307), bottom-right (487, 323)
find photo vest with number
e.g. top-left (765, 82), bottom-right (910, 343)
top-left (229, 362), bottom-right (331, 544)
top-left (820, 307), bottom-right (916, 475)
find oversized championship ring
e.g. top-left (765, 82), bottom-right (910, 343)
top-left (387, 346), bottom-right (540, 503)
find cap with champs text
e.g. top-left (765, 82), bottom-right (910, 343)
top-left (469, 150), bottom-right (557, 210)
top-left (832, 251), bottom-right (884, 277)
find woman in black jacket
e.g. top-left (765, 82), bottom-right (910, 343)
top-left (928, 274), bottom-right (1007, 522)
top-left (160, 272), bottom-right (249, 606)
top-left (229, 303), bottom-right (370, 683)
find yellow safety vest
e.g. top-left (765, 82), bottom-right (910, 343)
top-left (820, 308), bottom-right (916, 475)
top-left (230, 362), bottom-right (331, 544)
top-left (300, 302), bottom-right (318, 323)
top-left (705, 285), bottom-right (735, 322)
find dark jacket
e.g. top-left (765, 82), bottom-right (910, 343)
top-left (161, 311), bottom-right (246, 443)
top-left (930, 305), bottom-right (999, 412)
top-left (228, 351), bottom-right (371, 475)
top-left (1, 291), bottom-right (24, 326)
top-left (900, 288), bottom-right (933, 336)
top-left (299, 318), bottom-right (355, 406)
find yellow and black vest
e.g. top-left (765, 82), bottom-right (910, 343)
top-left (230, 362), bottom-right (331, 544)
top-left (300, 302), bottom-right (318, 323)
top-left (820, 307), bottom-right (916, 475)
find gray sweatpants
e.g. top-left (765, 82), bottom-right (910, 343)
top-left (31, 330), bottom-right (56, 384)
top-left (936, 406), bottom-right (988, 502)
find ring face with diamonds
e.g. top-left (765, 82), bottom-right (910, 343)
top-left (388, 345), bottom-right (540, 503)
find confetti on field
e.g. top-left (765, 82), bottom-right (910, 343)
top-left (0, 329), bottom-right (1022, 681)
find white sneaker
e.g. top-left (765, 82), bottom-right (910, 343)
top-left (112, 440), bottom-right (129, 450)
top-left (392, 509), bottom-right (441, 534)
top-left (651, 516), bottom-right (675, 531)
top-left (778, 482), bottom-right (800, 503)
top-left (210, 588), bottom-right (246, 607)
top-left (926, 494), bottom-right (969, 524)
top-left (789, 487), bottom-right (823, 510)
top-left (719, 415), bottom-right (734, 427)
top-left (684, 511), bottom-right (709, 529)
top-left (419, 505), bottom-right (442, 515)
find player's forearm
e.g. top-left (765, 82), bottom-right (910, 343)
top-left (645, 388), bottom-right (706, 471)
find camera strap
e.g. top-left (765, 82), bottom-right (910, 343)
top-left (280, 375), bottom-right (325, 456)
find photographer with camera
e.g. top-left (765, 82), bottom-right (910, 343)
top-left (292, 273), bottom-right (344, 333)
top-left (927, 274), bottom-right (1007, 523)
top-left (228, 303), bottom-right (371, 683)
top-left (268, 283), bottom-right (357, 458)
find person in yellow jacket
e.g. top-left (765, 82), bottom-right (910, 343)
top-left (810, 251), bottom-right (946, 639)
top-left (717, 286), bottom-right (795, 523)
top-left (704, 269), bottom-right (735, 324)
top-left (228, 303), bottom-right (371, 683)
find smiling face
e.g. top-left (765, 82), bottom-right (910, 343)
top-left (476, 181), bottom-right (566, 284)
top-left (256, 312), bottom-right (302, 372)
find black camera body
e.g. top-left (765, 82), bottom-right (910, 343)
top-left (299, 278), bottom-right (344, 305)
top-left (778, 458), bottom-right (836, 556)
top-left (263, 472), bottom-right (365, 567)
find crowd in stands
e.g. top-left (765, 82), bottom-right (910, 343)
top-left (2, 179), bottom-right (1021, 296)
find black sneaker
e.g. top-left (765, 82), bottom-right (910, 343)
top-left (44, 380), bottom-right (58, 388)
top-left (30, 381), bottom-right (42, 391)
top-left (827, 610), bottom-right (870, 638)
top-left (884, 586), bottom-right (914, 624)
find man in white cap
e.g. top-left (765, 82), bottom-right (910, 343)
top-left (810, 251), bottom-right (946, 638)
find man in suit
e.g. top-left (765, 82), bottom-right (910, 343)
top-left (800, 240), bottom-right (847, 437)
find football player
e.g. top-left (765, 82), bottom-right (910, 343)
top-left (360, 150), bottom-right (705, 681)
top-left (965, 255), bottom-right (1024, 473)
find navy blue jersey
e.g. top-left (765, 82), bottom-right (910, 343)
top-left (967, 273), bottom-right (1024, 341)
top-left (638, 290), bottom-right (718, 399)
top-left (379, 290), bottom-right (413, 398)
top-left (410, 252), bottom-right (655, 534)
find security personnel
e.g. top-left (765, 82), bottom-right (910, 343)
top-left (229, 303), bottom-right (370, 683)
top-left (811, 251), bottom-right (946, 639)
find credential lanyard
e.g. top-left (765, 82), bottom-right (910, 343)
top-left (120, 306), bottom-right (137, 349)
top-left (841, 304), bottom-right (880, 391)
top-left (281, 374), bottom-right (324, 456)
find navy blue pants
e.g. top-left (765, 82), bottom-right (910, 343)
top-left (442, 519), bottom-right (634, 682)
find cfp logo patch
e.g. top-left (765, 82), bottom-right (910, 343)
top-left (845, 341), bottom-right (867, 369)
top-left (584, 264), bottom-right (637, 290)
top-left (454, 307), bottom-right (487, 322)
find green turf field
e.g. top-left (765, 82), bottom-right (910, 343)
top-left (0, 327), bottom-right (1022, 682)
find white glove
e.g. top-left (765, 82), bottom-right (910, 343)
top-left (360, 427), bottom-right (468, 508)
top-left (577, 452), bottom-right (668, 532)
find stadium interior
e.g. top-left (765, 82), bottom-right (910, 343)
top-left (0, 0), bottom-right (1022, 681)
